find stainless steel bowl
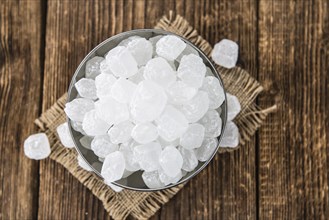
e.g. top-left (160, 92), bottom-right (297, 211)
top-left (67, 29), bottom-right (227, 191)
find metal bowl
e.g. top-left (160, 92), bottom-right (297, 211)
top-left (67, 29), bottom-right (227, 191)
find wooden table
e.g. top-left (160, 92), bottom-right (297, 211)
top-left (1, 0), bottom-right (328, 219)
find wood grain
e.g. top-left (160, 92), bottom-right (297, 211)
top-left (0, 0), bottom-right (43, 219)
top-left (258, 0), bottom-right (329, 219)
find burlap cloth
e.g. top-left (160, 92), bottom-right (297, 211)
top-left (34, 12), bottom-right (276, 220)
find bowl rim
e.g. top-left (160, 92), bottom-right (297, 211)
top-left (67, 28), bottom-right (227, 191)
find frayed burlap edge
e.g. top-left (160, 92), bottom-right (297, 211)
top-left (155, 11), bottom-right (277, 153)
top-left (34, 12), bottom-right (277, 220)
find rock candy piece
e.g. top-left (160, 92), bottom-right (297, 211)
top-left (143, 57), bottom-right (176, 88)
top-left (133, 142), bottom-right (162, 172)
top-left (156, 35), bottom-right (186, 60)
top-left (131, 122), bottom-right (158, 144)
top-left (178, 147), bottom-right (199, 172)
top-left (199, 110), bottom-right (222, 138)
top-left (130, 80), bottom-right (167, 122)
top-left (95, 73), bottom-right (117, 99)
top-left (129, 66), bottom-right (145, 84)
top-left (142, 171), bottom-right (165, 189)
top-left (179, 123), bottom-right (205, 149)
top-left (166, 81), bottom-right (197, 104)
top-left (127, 38), bottom-right (153, 66)
top-left (156, 105), bottom-right (188, 142)
top-left (77, 155), bottom-right (93, 171)
top-left (211, 39), bottom-right (238, 69)
top-left (101, 151), bottom-right (126, 182)
top-left (64, 98), bottom-right (95, 122)
top-left (85, 56), bottom-right (104, 79)
top-left (108, 121), bottom-right (134, 144)
top-left (82, 110), bottom-right (111, 136)
top-left (179, 91), bottom-right (209, 123)
top-left (201, 76), bottom-right (225, 110)
top-left (226, 93), bottom-right (241, 121)
top-left (176, 43), bottom-right (199, 62)
top-left (95, 97), bottom-right (129, 125)
top-left (111, 78), bottom-right (137, 104)
top-left (91, 135), bottom-right (119, 158)
top-left (24, 133), bottom-right (51, 160)
top-left (159, 146), bottom-right (183, 177)
top-left (219, 121), bottom-right (239, 148)
top-left (56, 122), bottom-right (75, 148)
top-left (194, 137), bottom-right (218, 162)
top-left (177, 54), bottom-right (206, 88)
top-left (79, 136), bottom-right (93, 149)
top-left (71, 121), bottom-right (86, 135)
top-left (104, 181), bottom-right (123, 192)
top-left (119, 141), bottom-right (140, 171)
top-left (158, 168), bottom-right (183, 185)
top-left (118, 35), bottom-right (142, 47)
top-left (75, 78), bottom-right (97, 100)
top-left (105, 46), bottom-right (138, 78)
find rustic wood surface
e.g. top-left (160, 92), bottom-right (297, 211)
top-left (0, 0), bottom-right (328, 219)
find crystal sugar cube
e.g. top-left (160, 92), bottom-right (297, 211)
top-left (156, 35), bottom-right (186, 60)
top-left (24, 133), bottom-right (51, 160)
top-left (211, 39), bottom-right (238, 69)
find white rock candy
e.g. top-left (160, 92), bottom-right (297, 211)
top-left (85, 56), bottom-right (104, 79)
top-left (108, 121), bottom-right (134, 144)
top-left (71, 121), bottom-right (86, 135)
top-left (24, 133), bottom-right (51, 160)
top-left (211, 39), bottom-right (238, 69)
top-left (128, 66), bottom-right (145, 84)
top-left (104, 181), bottom-right (123, 192)
top-left (105, 46), bottom-right (138, 78)
top-left (130, 80), bottom-right (167, 122)
top-left (199, 110), bottom-right (222, 138)
top-left (127, 38), bottom-right (153, 66)
top-left (142, 171), bottom-right (165, 189)
top-left (159, 146), bottom-right (183, 177)
top-left (143, 57), bottom-right (176, 88)
top-left (91, 135), bottom-right (118, 158)
top-left (56, 122), bottom-right (75, 148)
top-left (118, 35), bottom-right (141, 47)
top-left (179, 91), bottom-right (209, 123)
top-left (156, 35), bottom-right (186, 60)
top-left (201, 76), bottom-right (225, 110)
top-left (95, 97), bottom-right (129, 125)
top-left (219, 121), bottom-right (239, 148)
top-left (158, 168), bottom-right (183, 185)
top-left (131, 122), bottom-right (158, 144)
top-left (166, 81), bottom-right (197, 104)
top-left (177, 54), bottom-right (206, 88)
top-left (79, 136), bottom-right (93, 149)
top-left (119, 141), bottom-right (140, 171)
top-left (64, 98), bottom-right (94, 122)
top-left (82, 109), bottom-right (111, 136)
top-left (77, 155), bottom-right (93, 171)
top-left (226, 93), bottom-right (241, 121)
top-left (156, 105), bottom-right (188, 142)
top-left (179, 147), bottom-right (198, 172)
top-left (75, 78), bottom-right (97, 100)
top-left (101, 151), bottom-right (126, 182)
top-left (133, 142), bottom-right (162, 172)
top-left (111, 78), bottom-right (137, 104)
top-left (95, 73), bottom-right (117, 99)
top-left (179, 123), bottom-right (205, 149)
top-left (195, 137), bottom-right (218, 162)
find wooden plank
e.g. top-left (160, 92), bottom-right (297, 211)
top-left (0, 0), bottom-right (43, 219)
top-left (258, 0), bottom-right (329, 219)
top-left (153, 0), bottom-right (259, 219)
